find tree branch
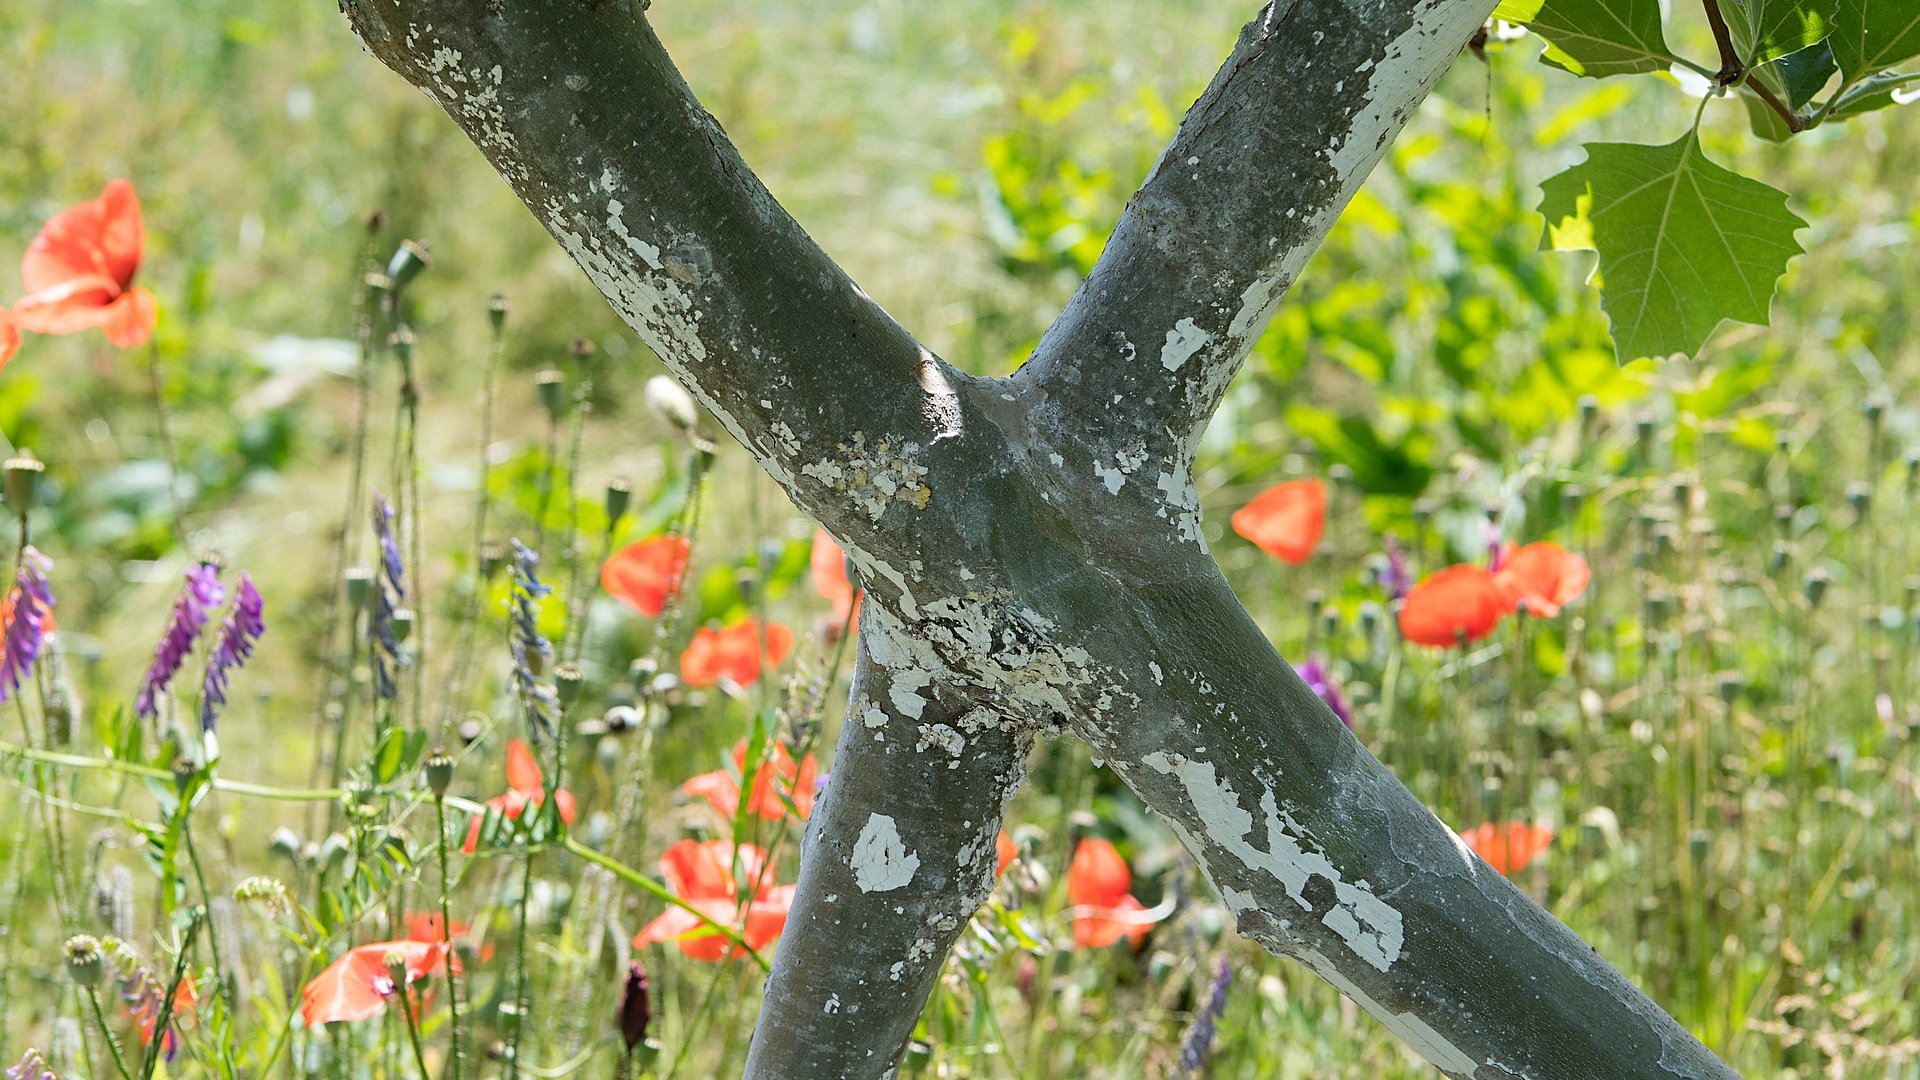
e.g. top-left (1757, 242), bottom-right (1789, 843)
top-left (1017, 0), bottom-right (1497, 488)
top-left (339, 0), bottom-right (966, 540)
top-left (745, 623), bottom-right (1032, 1077)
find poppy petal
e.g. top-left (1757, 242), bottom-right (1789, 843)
top-left (11, 274), bottom-right (123, 335)
top-left (505, 739), bottom-right (544, 796)
top-left (810, 529), bottom-right (859, 627)
top-left (0, 311), bottom-right (18, 369)
top-left (1398, 564), bottom-right (1509, 647)
top-left (102, 287), bottom-right (157, 348)
top-left (1231, 479), bottom-right (1326, 565)
top-left (601, 536), bottom-right (688, 617)
top-left (1067, 838), bottom-right (1133, 909)
top-left (94, 178), bottom-right (146, 289)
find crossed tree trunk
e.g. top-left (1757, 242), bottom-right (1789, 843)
top-left (342, 1), bottom-right (1742, 1076)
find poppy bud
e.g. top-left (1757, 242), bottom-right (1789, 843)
top-left (555, 663), bottom-right (585, 708)
top-left (385, 239), bottom-right (431, 293)
top-left (645, 375), bottom-right (699, 433)
top-left (605, 478), bottom-right (632, 527)
top-left (618, 961), bottom-right (652, 1051)
top-left (488, 292), bottom-right (509, 333)
top-left (536, 369), bottom-right (567, 420)
top-left (4, 451), bottom-right (44, 511)
top-left (64, 935), bottom-right (103, 987)
top-left (903, 1039), bottom-right (935, 1074)
top-left (384, 952), bottom-right (412, 997)
top-left (269, 827), bottom-right (303, 860)
top-left (424, 751), bottom-right (454, 799)
top-left (344, 566), bottom-right (374, 610)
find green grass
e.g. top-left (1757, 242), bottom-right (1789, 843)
top-left (2, 1), bottom-right (1919, 1077)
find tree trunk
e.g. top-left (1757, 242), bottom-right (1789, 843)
top-left (340, 1), bottom-right (1741, 1076)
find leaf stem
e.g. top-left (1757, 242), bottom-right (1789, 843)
top-left (1744, 74), bottom-right (1808, 132)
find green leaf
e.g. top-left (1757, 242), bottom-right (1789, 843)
top-left (1829, 69), bottom-right (1920, 115)
top-left (1831, 0), bottom-right (1920, 81)
top-left (1721, 0), bottom-right (1837, 65)
top-left (1774, 38), bottom-right (1840, 106)
top-left (1495, 0), bottom-right (1680, 77)
top-left (1537, 134), bottom-right (1807, 365)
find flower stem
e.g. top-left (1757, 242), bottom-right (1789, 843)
top-left (436, 795), bottom-right (464, 1080)
top-left (401, 980), bottom-right (434, 1080)
top-left (85, 985), bottom-right (135, 1080)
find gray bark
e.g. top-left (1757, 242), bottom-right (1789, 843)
top-left (341, 1), bottom-right (1741, 1077)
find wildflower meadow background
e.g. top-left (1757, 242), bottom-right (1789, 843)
top-left (3, 0), bottom-right (1920, 1077)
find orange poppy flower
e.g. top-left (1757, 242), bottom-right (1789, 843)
top-left (462, 739), bottom-right (577, 854)
top-left (0, 585), bottom-right (56, 636)
top-left (1458, 821), bottom-right (1553, 876)
top-left (632, 839), bottom-right (795, 962)
top-left (300, 939), bottom-right (448, 1027)
top-left (996, 830), bottom-right (1017, 877)
top-left (1067, 838), bottom-right (1160, 948)
top-left (1397, 564), bottom-right (1509, 647)
top-left (682, 738), bottom-right (820, 821)
top-left (602, 536), bottom-right (689, 617)
top-left (810, 529), bottom-right (860, 629)
top-left (680, 617), bottom-right (794, 688)
top-left (0, 309), bottom-right (18, 368)
top-left (12, 179), bottom-right (158, 348)
top-left (406, 911), bottom-right (492, 963)
top-left (1493, 541), bottom-right (1591, 618)
top-left (1230, 478), bottom-right (1325, 565)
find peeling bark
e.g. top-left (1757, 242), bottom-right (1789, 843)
top-left (341, 1), bottom-right (1741, 1077)
top-left (744, 631), bottom-right (1031, 1077)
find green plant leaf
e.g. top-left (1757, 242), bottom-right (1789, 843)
top-left (1774, 38), bottom-right (1840, 106)
top-left (1829, 69), bottom-right (1920, 115)
top-left (1537, 133), bottom-right (1807, 365)
top-left (1831, 0), bottom-right (1920, 81)
top-left (1495, 0), bottom-right (1679, 77)
top-left (1722, 0), bottom-right (1837, 65)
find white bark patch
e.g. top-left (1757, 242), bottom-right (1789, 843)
top-left (915, 723), bottom-right (967, 767)
top-left (823, 993), bottom-right (842, 1014)
top-left (800, 432), bottom-right (931, 522)
top-left (1142, 750), bottom-right (1403, 971)
top-left (1297, 950), bottom-right (1479, 1075)
top-left (1159, 317), bottom-right (1210, 371)
top-left (851, 813), bottom-right (920, 893)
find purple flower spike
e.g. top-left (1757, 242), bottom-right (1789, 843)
top-left (5, 1048), bottom-right (57, 1080)
top-left (1295, 656), bottom-right (1352, 728)
top-left (200, 573), bottom-right (265, 732)
top-left (1381, 535), bottom-right (1411, 603)
top-left (136, 560), bottom-right (223, 720)
top-left (373, 494), bottom-right (406, 601)
top-left (1177, 954), bottom-right (1231, 1076)
top-left (0, 547), bottom-right (55, 704)
top-left (369, 493), bottom-right (408, 698)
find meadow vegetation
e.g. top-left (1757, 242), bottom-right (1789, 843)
top-left (2, 0), bottom-right (1919, 1076)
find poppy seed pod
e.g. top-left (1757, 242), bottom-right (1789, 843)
top-left (390, 608), bottom-right (415, 644)
top-left (4, 452), bottom-right (44, 510)
top-left (385, 239), bottom-right (431, 292)
top-left (344, 566), bottom-right (374, 610)
top-left (64, 935), bottom-right (103, 987)
top-left (1802, 568), bottom-right (1831, 608)
top-left (1846, 482), bottom-right (1871, 517)
top-left (535, 369), bottom-right (567, 419)
top-left (424, 751), bottom-right (454, 799)
top-left (1863, 392), bottom-right (1888, 425)
top-left (605, 478), bottom-right (632, 527)
top-left (555, 663), bottom-right (585, 708)
top-left (487, 292), bottom-right (509, 332)
top-left (568, 335), bottom-right (596, 365)
top-left (478, 541), bottom-right (507, 582)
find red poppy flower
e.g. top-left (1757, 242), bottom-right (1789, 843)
top-left (682, 738), bottom-right (820, 821)
top-left (602, 536), bottom-right (689, 617)
top-left (1493, 541), bottom-right (1591, 618)
top-left (11, 179), bottom-right (158, 348)
top-left (1397, 564), bottom-right (1509, 647)
top-left (462, 739), bottom-right (578, 854)
top-left (680, 617), bottom-right (794, 688)
top-left (0, 309), bottom-right (18, 369)
top-left (632, 840), bottom-right (795, 962)
top-left (1230, 478), bottom-right (1325, 565)
top-left (1067, 838), bottom-right (1160, 948)
top-left (127, 972), bottom-right (195, 1058)
top-left (810, 529), bottom-right (859, 630)
top-left (406, 911), bottom-right (492, 964)
top-left (1458, 821), bottom-right (1553, 876)
top-left (996, 830), bottom-right (1017, 877)
top-left (300, 940), bottom-right (448, 1027)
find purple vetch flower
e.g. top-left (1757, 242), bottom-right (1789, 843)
top-left (369, 494), bottom-right (407, 699)
top-left (5, 1048), bottom-right (56, 1080)
top-left (1177, 954), bottom-right (1231, 1076)
top-left (199, 574), bottom-right (265, 732)
top-left (1380, 535), bottom-right (1411, 603)
top-left (102, 937), bottom-right (185, 1063)
top-left (1295, 656), bottom-right (1351, 728)
top-left (508, 540), bottom-right (558, 740)
top-left (1486, 515), bottom-right (1507, 572)
top-left (135, 561), bottom-right (224, 720)
top-left (0, 548), bottom-right (54, 704)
